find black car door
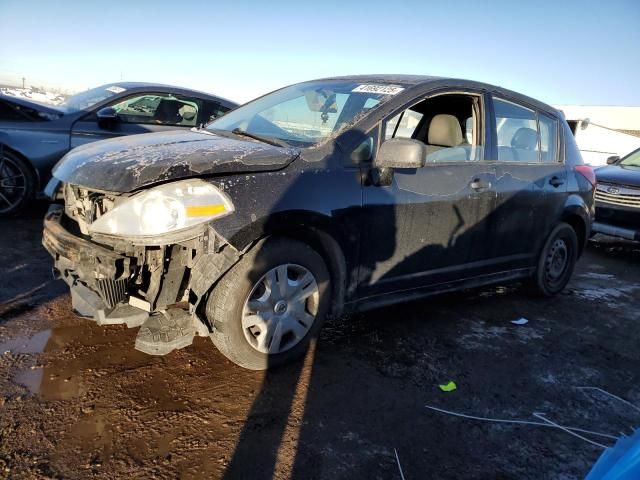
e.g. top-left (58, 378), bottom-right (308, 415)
top-left (486, 96), bottom-right (568, 270)
top-left (70, 92), bottom-right (205, 148)
top-left (359, 91), bottom-right (497, 299)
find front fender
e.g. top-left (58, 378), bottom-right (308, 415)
top-left (214, 209), bottom-right (353, 312)
top-left (0, 128), bottom-right (70, 191)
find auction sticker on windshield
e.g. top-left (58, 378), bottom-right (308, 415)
top-left (352, 84), bottom-right (404, 95)
top-left (106, 86), bottom-right (126, 94)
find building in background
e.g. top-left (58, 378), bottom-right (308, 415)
top-left (555, 105), bottom-right (640, 166)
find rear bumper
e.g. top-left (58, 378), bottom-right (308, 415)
top-left (592, 221), bottom-right (640, 241)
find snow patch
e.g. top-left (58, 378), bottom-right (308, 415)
top-left (0, 86), bottom-right (68, 105)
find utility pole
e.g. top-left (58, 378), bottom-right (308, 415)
top-left (22, 77), bottom-right (25, 88)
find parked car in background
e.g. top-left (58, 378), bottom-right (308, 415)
top-left (42, 75), bottom-right (594, 370)
top-left (592, 147), bottom-right (640, 241)
top-left (560, 113), bottom-right (640, 167)
top-left (0, 82), bottom-right (237, 215)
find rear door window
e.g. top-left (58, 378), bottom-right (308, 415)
top-left (201, 101), bottom-right (231, 124)
top-left (492, 97), bottom-right (560, 163)
top-left (493, 98), bottom-right (539, 162)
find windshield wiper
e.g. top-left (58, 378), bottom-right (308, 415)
top-left (231, 128), bottom-right (287, 147)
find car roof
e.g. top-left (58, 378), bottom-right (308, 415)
top-left (315, 74), bottom-right (558, 115)
top-left (100, 82), bottom-right (238, 107)
top-left (317, 74), bottom-right (444, 85)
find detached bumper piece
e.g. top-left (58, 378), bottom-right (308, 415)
top-left (135, 309), bottom-right (197, 356)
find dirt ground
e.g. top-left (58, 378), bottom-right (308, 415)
top-left (1, 203), bottom-right (639, 480)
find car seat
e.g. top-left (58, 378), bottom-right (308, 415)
top-left (511, 127), bottom-right (538, 162)
top-left (152, 99), bottom-right (183, 124)
top-left (426, 114), bottom-right (468, 162)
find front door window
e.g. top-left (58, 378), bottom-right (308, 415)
top-left (383, 93), bottom-right (484, 162)
top-left (109, 93), bottom-right (202, 127)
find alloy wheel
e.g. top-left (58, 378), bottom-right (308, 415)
top-left (0, 154), bottom-right (28, 214)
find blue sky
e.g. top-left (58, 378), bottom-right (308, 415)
top-left (0, 0), bottom-right (638, 105)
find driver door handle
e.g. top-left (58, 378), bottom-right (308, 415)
top-left (470, 178), bottom-right (492, 192)
top-left (549, 176), bottom-right (564, 188)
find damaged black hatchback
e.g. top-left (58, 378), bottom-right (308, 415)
top-left (44, 75), bottom-right (595, 370)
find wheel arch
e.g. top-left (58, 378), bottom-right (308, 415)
top-left (222, 212), bottom-right (349, 318)
top-left (561, 210), bottom-right (588, 256)
top-left (559, 192), bottom-right (592, 257)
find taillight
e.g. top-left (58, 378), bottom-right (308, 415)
top-left (575, 165), bottom-right (596, 188)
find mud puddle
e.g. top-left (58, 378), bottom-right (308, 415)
top-left (0, 329), bottom-right (51, 354)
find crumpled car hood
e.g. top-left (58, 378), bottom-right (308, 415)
top-left (52, 130), bottom-right (300, 192)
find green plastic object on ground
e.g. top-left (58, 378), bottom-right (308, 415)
top-left (439, 381), bottom-right (457, 392)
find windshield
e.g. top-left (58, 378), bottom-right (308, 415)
top-left (620, 148), bottom-right (640, 167)
top-left (59, 85), bottom-right (125, 112)
top-left (206, 80), bottom-right (405, 147)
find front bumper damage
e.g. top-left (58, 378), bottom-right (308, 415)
top-left (42, 204), bottom-right (241, 355)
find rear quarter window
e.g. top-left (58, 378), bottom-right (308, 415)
top-left (538, 113), bottom-right (559, 163)
top-left (0, 101), bottom-right (25, 121)
top-left (0, 101), bottom-right (51, 122)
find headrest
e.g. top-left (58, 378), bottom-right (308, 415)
top-left (511, 127), bottom-right (537, 150)
top-left (428, 114), bottom-right (463, 147)
top-left (157, 99), bottom-right (182, 114)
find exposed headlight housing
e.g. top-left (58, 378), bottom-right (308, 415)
top-left (88, 179), bottom-right (234, 238)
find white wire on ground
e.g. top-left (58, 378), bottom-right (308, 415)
top-left (394, 448), bottom-right (406, 480)
top-left (576, 386), bottom-right (640, 415)
top-left (532, 413), bottom-right (610, 449)
top-left (424, 404), bottom-right (617, 444)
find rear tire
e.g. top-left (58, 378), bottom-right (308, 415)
top-left (206, 237), bottom-right (331, 370)
top-left (527, 222), bottom-right (578, 296)
top-left (0, 149), bottom-right (35, 217)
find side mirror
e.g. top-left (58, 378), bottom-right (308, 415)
top-left (96, 106), bottom-right (119, 129)
top-left (606, 155), bottom-right (620, 165)
top-left (374, 138), bottom-right (427, 169)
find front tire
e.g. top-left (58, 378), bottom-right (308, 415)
top-left (0, 149), bottom-right (35, 217)
top-left (528, 222), bottom-right (578, 296)
top-left (206, 237), bottom-right (331, 370)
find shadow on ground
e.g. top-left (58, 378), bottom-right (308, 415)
top-left (0, 214), bottom-right (639, 479)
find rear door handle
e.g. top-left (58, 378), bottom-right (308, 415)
top-left (470, 179), bottom-right (492, 192)
top-left (549, 176), bottom-right (564, 188)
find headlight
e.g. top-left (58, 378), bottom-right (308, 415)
top-left (88, 179), bottom-right (234, 237)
